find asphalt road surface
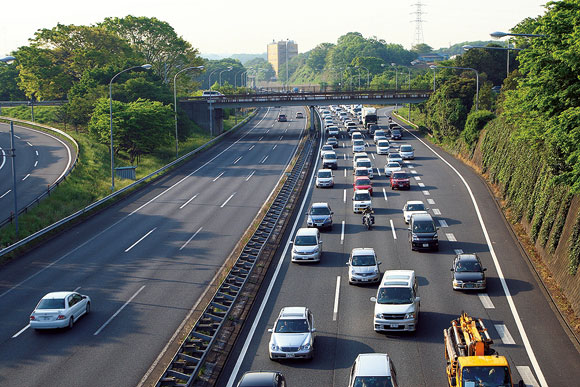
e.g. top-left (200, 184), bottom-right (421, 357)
top-left (220, 106), bottom-right (580, 387)
top-left (0, 122), bottom-right (74, 225)
top-left (0, 107), bottom-right (306, 386)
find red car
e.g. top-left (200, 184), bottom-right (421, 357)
top-left (390, 171), bottom-right (410, 190)
top-left (354, 176), bottom-right (373, 195)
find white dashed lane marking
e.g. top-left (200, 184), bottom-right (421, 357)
top-left (478, 293), bottom-right (495, 309)
top-left (495, 324), bottom-right (516, 345)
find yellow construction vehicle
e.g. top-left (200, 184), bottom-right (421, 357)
top-left (444, 312), bottom-right (523, 387)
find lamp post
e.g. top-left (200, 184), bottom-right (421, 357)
top-left (235, 69), bottom-right (246, 88)
top-left (207, 68), bottom-right (220, 90)
top-left (1, 56), bottom-right (18, 234)
top-left (431, 64), bottom-right (480, 110)
top-left (490, 31), bottom-right (546, 38)
top-left (173, 65), bottom-right (204, 158)
top-left (219, 66), bottom-right (233, 86)
top-left (109, 64), bottom-right (152, 192)
top-left (391, 63), bottom-right (399, 90)
top-left (355, 65), bottom-right (370, 89)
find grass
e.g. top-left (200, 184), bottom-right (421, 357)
top-left (0, 107), bottom-right (253, 252)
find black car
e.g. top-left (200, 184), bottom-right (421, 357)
top-left (237, 371), bottom-right (286, 387)
top-left (391, 129), bottom-right (402, 140)
top-left (451, 254), bottom-right (487, 290)
top-left (277, 114), bottom-right (287, 122)
top-left (368, 124), bottom-right (379, 134)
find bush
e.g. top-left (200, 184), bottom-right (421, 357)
top-left (462, 110), bottom-right (495, 148)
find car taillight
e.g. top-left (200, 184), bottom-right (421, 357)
top-left (57, 315), bottom-right (66, 320)
top-left (30, 315), bottom-right (35, 321)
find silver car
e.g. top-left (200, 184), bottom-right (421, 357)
top-left (268, 307), bottom-right (316, 360)
top-left (347, 248), bottom-right (381, 284)
top-left (30, 291), bottom-right (91, 329)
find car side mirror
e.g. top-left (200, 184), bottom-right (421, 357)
top-left (483, 268), bottom-right (487, 271)
top-left (436, 227), bottom-right (440, 230)
top-left (450, 268), bottom-right (454, 271)
top-left (311, 328), bottom-right (317, 332)
top-left (370, 297), bottom-right (377, 302)
top-left (346, 262), bottom-right (350, 265)
top-left (268, 328), bottom-right (273, 333)
top-left (415, 297), bottom-right (421, 303)
top-left (377, 261), bottom-right (382, 265)
top-left (331, 211), bottom-right (334, 215)
top-left (407, 227), bottom-right (411, 231)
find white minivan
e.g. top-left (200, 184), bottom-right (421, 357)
top-left (348, 353), bottom-right (399, 387)
top-left (291, 228), bottom-right (322, 263)
top-left (371, 270), bottom-right (420, 332)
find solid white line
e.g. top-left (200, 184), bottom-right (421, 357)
top-left (439, 219), bottom-right (448, 228)
top-left (343, 189), bottom-right (346, 203)
top-left (226, 119), bottom-right (323, 387)
top-left (390, 219), bottom-right (397, 239)
top-left (422, 190), bottom-right (430, 195)
top-left (94, 285), bottom-right (146, 336)
top-left (383, 188), bottom-right (388, 201)
top-left (0, 149), bottom-right (5, 170)
top-left (0, 190), bottom-right (11, 199)
top-left (12, 324), bottom-right (30, 338)
top-left (125, 228), bottom-right (157, 252)
top-left (233, 156), bottom-right (242, 165)
top-left (478, 293), bottom-right (495, 309)
top-left (401, 121), bottom-right (548, 386)
top-left (516, 366), bottom-right (539, 387)
top-left (180, 194), bottom-right (198, 209)
top-left (495, 324), bottom-right (516, 344)
top-left (180, 227), bottom-right (203, 250)
top-left (213, 171), bottom-right (225, 182)
top-left (341, 221), bottom-right (345, 244)
top-left (333, 276), bottom-right (341, 321)
top-left (22, 174), bottom-right (30, 181)
top-left (433, 209), bottom-right (441, 215)
top-left (246, 171), bottom-right (255, 181)
top-left (427, 198), bottom-right (435, 205)
top-left (261, 155), bottom-right (269, 164)
top-left (220, 193), bottom-right (236, 208)
top-left (446, 233), bottom-right (456, 242)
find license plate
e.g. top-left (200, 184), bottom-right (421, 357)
top-left (465, 284), bottom-right (474, 288)
top-left (362, 278), bottom-right (368, 282)
top-left (390, 324), bottom-right (399, 328)
top-left (423, 243), bottom-right (429, 247)
top-left (286, 353), bottom-right (294, 358)
top-left (42, 316), bottom-right (50, 320)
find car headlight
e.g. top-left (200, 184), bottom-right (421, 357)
top-left (312, 246), bottom-right (320, 253)
top-left (412, 235), bottom-right (420, 241)
top-left (292, 248), bottom-right (298, 254)
top-left (477, 280), bottom-right (486, 284)
top-left (433, 235), bottom-right (438, 240)
top-left (405, 312), bottom-right (415, 319)
top-left (453, 280), bottom-right (462, 286)
top-left (300, 343), bottom-right (311, 351)
top-left (375, 313), bottom-right (382, 318)
top-left (271, 343), bottom-right (279, 351)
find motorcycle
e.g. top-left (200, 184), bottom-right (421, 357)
top-left (362, 210), bottom-right (375, 230)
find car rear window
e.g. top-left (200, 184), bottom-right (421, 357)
top-left (37, 298), bottom-right (66, 309)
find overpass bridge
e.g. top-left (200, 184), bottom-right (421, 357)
top-left (179, 89), bottom-right (431, 135)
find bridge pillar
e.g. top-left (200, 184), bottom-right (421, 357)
top-left (309, 106), bottom-right (316, 133)
top-left (179, 101), bottom-right (223, 136)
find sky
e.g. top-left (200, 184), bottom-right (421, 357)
top-left (1, 0), bottom-right (549, 58)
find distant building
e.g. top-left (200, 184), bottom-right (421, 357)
top-left (267, 40), bottom-right (298, 78)
top-left (415, 53), bottom-right (449, 64)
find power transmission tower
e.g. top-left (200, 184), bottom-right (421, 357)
top-left (411, 1), bottom-right (426, 47)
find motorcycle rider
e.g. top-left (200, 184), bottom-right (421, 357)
top-left (362, 206), bottom-right (375, 227)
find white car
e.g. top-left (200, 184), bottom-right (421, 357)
top-left (351, 131), bottom-right (363, 140)
top-left (354, 167), bottom-right (371, 179)
top-left (268, 307), bottom-right (316, 360)
top-left (403, 200), bottom-right (429, 223)
top-left (352, 139), bottom-right (365, 153)
top-left (291, 228), bottom-right (322, 262)
top-left (353, 152), bottom-right (369, 168)
top-left (347, 248), bottom-right (381, 284)
top-left (327, 126), bottom-right (340, 137)
top-left (315, 168), bottom-right (334, 188)
top-left (319, 144), bottom-right (334, 159)
top-left (376, 140), bottom-right (391, 155)
top-left (384, 161), bottom-right (402, 176)
top-left (371, 270), bottom-right (420, 332)
top-left (353, 189), bottom-right (372, 213)
top-left (348, 353), bottom-right (399, 387)
top-left (355, 158), bottom-right (374, 179)
top-left (373, 130), bottom-right (387, 143)
top-left (399, 144), bottom-right (415, 160)
top-left (30, 291), bottom-right (91, 329)
top-left (387, 152), bottom-right (403, 164)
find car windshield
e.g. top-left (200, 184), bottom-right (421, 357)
top-left (318, 171), bottom-right (332, 178)
top-left (353, 140), bottom-right (365, 146)
top-left (324, 153), bottom-right (337, 160)
top-left (407, 203), bottom-right (425, 211)
top-left (355, 169), bottom-right (369, 176)
top-left (37, 298), bottom-right (66, 309)
top-left (413, 221), bottom-right (435, 233)
top-left (375, 131), bottom-right (385, 136)
top-left (387, 162), bottom-right (401, 168)
top-left (322, 146), bottom-right (333, 151)
top-left (392, 172), bottom-right (408, 179)
top-left (388, 154), bottom-right (401, 159)
top-left (461, 366), bottom-right (511, 386)
top-left (353, 376), bottom-right (393, 387)
top-left (392, 130), bottom-right (401, 135)
top-left (354, 193), bottom-right (371, 201)
top-left (456, 260), bottom-right (482, 272)
top-left (275, 318), bottom-right (309, 333)
top-left (401, 145), bottom-right (413, 152)
top-left (311, 206), bottom-right (330, 215)
top-left (295, 235), bottom-right (317, 246)
top-left (356, 178), bottom-right (371, 186)
top-left (351, 254), bottom-right (376, 266)
top-left (376, 287), bottom-right (414, 304)
top-left (378, 141), bottom-right (389, 147)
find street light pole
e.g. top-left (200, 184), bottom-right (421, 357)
top-left (431, 65), bottom-right (479, 110)
top-left (173, 65), bottom-right (204, 158)
top-left (391, 63), bottom-right (398, 90)
top-left (1, 57), bottom-right (18, 234)
top-left (219, 66), bottom-right (233, 86)
top-left (463, 44), bottom-right (523, 79)
top-left (109, 64), bottom-right (152, 192)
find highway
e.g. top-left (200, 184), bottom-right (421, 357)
top-left (220, 106), bottom-right (580, 386)
top-left (0, 121), bottom-right (74, 225)
top-left (0, 107), bottom-right (306, 386)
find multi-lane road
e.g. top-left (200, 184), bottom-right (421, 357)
top-left (220, 106), bottom-right (580, 386)
top-left (0, 107), bottom-right (306, 386)
top-left (0, 121), bottom-right (74, 224)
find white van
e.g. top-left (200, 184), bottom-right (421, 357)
top-left (291, 228), bottom-right (322, 263)
top-left (201, 90), bottom-right (224, 97)
top-left (348, 353), bottom-right (399, 387)
top-left (371, 270), bottom-right (420, 332)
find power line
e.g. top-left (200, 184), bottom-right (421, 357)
top-left (411, 1), bottom-right (426, 47)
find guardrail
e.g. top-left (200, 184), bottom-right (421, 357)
top-left (0, 110), bottom-right (257, 256)
top-left (156, 115), bottom-right (317, 386)
top-left (0, 117), bottom-right (79, 228)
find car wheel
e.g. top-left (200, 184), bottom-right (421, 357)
top-left (68, 317), bottom-right (74, 329)
top-left (85, 302), bottom-right (91, 315)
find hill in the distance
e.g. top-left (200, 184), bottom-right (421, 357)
top-left (202, 53), bottom-right (267, 64)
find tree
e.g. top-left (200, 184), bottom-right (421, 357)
top-left (411, 43), bottom-right (433, 54)
top-left (0, 61), bottom-right (26, 100)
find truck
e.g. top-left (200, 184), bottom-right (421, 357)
top-left (361, 107), bottom-right (377, 131)
top-left (444, 312), bottom-right (523, 387)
